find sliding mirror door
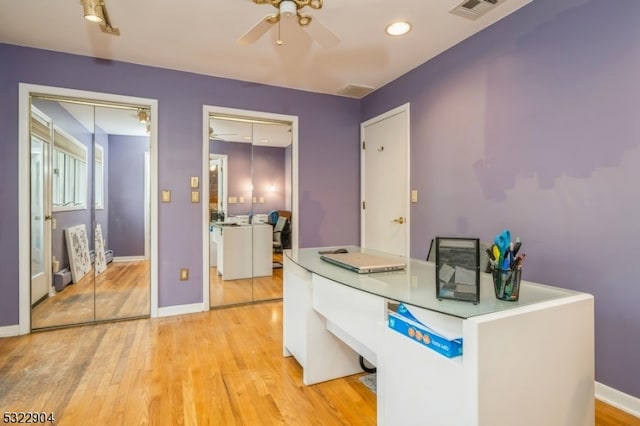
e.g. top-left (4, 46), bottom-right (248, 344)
top-left (30, 98), bottom-right (95, 328)
top-left (209, 118), bottom-right (254, 306)
top-left (209, 115), bottom-right (292, 307)
top-left (29, 95), bottom-right (151, 329)
top-left (93, 106), bottom-right (151, 321)
top-left (250, 122), bottom-right (292, 302)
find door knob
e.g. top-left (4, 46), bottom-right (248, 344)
top-left (393, 217), bottom-right (405, 224)
top-left (44, 215), bottom-right (52, 221)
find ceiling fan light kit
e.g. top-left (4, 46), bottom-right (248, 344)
top-left (279, 1), bottom-right (297, 17)
top-left (239, 0), bottom-right (338, 48)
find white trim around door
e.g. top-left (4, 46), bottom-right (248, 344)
top-left (18, 83), bottom-right (159, 335)
top-left (202, 105), bottom-right (299, 309)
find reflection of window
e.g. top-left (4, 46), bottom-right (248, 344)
top-left (52, 126), bottom-right (87, 211)
top-left (95, 145), bottom-right (104, 209)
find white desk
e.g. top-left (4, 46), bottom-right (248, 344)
top-left (213, 223), bottom-right (272, 280)
top-left (283, 247), bottom-right (594, 426)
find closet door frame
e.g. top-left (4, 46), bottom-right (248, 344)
top-left (18, 83), bottom-right (159, 334)
top-left (201, 105), bottom-right (299, 308)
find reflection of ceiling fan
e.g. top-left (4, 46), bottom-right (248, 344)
top-left (238, 0), bottom-right (339, 48)
top-left (209, 127), bottom-right (239, 140)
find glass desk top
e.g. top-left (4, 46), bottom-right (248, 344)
top-left (285, 246), bottom-right (583, 319)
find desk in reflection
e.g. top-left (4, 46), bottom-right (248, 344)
top-left (211, 222), bottom-right (272, 280)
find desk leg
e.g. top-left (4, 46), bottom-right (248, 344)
top-left (283, 259), bottom-right (362, 385)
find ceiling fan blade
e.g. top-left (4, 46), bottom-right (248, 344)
top-left (305, 17), bottom-right (340, 48)
top-left (238, 17), bottom-right (273, 45)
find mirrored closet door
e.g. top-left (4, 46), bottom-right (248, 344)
top-left (208, 114), bottom-right (292, 307)
top-left (29, 95), bottom-right (151, 329)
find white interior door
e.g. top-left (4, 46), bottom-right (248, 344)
top-left (361, 104), bottom-right (410, 257)
top-left (30, 126), bottom-right (52, 304)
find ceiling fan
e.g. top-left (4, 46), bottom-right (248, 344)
top-left (238, 0), bottom-right (339, 48)
top-left (209, 127), bottom-right (239, 141)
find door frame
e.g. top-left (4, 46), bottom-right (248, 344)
top-left (18, 83), bottom-right (159, 334)
top-left (201, 105), bottom-right (299, 308)
top-left (360, 103), bottom-right (411, 257)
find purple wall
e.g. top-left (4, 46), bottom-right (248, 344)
top-left (362, 0), bottom-right (640, 398)
top-left (252, 145), bottom-right (286, 215)
top-left (108, 135), bottom-right (149, 257)
top-left (0, 43), bottom-right (361, 320)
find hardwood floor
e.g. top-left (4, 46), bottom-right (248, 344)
top-left (596, 400), bottom-right (640, 426)
top-left (1, 301), bottom-right (638, 425)
top-left (31, 260), bottom-right (150, 329)
top-left (1, 302), bottom-right (375, 425)
top-left (210, 253), bottom-right (283, 307)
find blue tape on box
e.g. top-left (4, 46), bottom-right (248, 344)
top-left (388, 305), bottom-right (463, 358)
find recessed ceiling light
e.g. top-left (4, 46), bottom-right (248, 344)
top-left (386, 21), bottom-right (412, 36)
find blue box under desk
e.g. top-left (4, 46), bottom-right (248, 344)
top-left (388, 307), bottom-right (463, 358)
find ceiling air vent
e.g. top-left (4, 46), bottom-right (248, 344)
top-left (450, 0), bottom-right (504, 20)
top-left (337, 84), bottom-right (375, 99)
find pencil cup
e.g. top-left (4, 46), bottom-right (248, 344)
top-left (492, 268), bottom-right (522, 301)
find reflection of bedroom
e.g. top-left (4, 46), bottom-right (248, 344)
top-left (30, 97), bottom-right (151, 328)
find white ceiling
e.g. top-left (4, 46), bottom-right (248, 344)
top-left (0, 0), bottom-right (533, 97)
top-left (58, 102), bottom-right (149, 136)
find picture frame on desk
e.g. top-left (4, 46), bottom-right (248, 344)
top-left (435, 237), bottom-right (480, 304)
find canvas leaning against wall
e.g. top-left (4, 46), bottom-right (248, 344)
top-left (65, 224), bottom-right (91, 283)
top-left (94, 224), bottom-right (107, 275)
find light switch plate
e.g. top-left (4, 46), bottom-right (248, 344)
top-left (162, 190), bottom-right (171, 203)
top-left (259, 196), bottom-right (265, 203)
top-left (411, 189), bottom-right (418, 203)
top-left (239, 196), bottom-right (245, 204)
top-left (191, 191), bottom-right (200, 203)
top-left (180, 268), bottom-right (189, 281)
top-left (190, 176), bottom-right (199, 189)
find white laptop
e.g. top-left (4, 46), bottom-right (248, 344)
top-left (320, 251), bottom-right (406, 274)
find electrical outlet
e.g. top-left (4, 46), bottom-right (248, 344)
top-left (179, 268), bottom-right (189, 281)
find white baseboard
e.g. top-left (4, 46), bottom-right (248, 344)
top-left (113, 256), bottom-right (147, 262)
top-left (157, 303), bottom-right (207, 318)
top-left (596, 381), bottom-right (640, 418)
top-left (0, 325), bottom-right (20, 338)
